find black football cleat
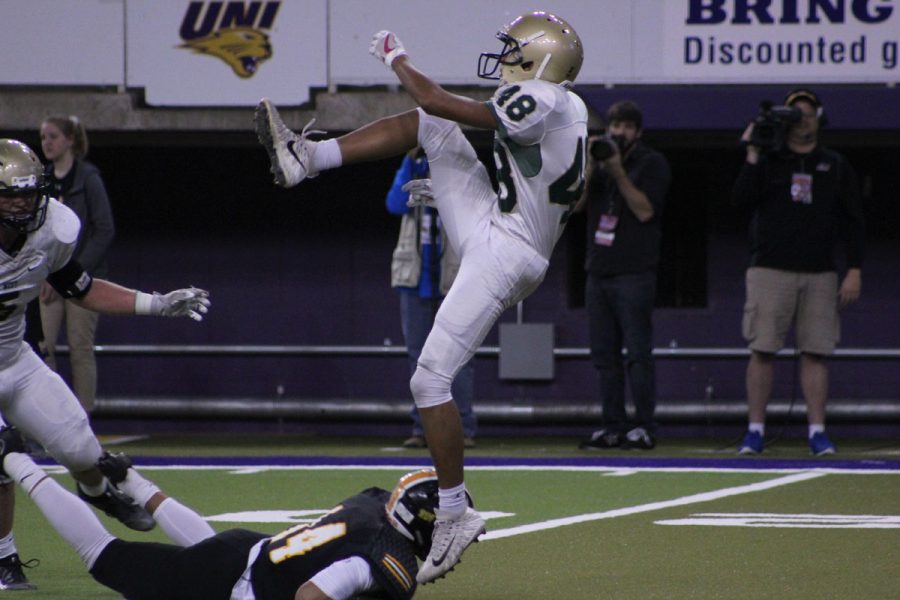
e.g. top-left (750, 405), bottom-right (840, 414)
top-left (0, 553), bottom-right (37, 591)
top-left (0, 427), bottom-right (26, 482)
top-left (77, 483), bottom-right (155, 532)
top-left (0, 427), bottom-right (25, 461)
top-left (95, 451), bottom-right (133, 485)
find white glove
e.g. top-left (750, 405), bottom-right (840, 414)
top-left (135, 287), bottom-right (210, 322)
top-left (369, 30), bottom-right (407, 67)
top-left (402, 178), bottom-right (435, 208)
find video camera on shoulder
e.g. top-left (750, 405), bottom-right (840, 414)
top-left (748, 101), bottom-right (801, 153)
top-left (589, 133), bottom-right (627, 161)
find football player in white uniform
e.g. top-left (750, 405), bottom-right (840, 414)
top-left (255, 11), bottom-right (586, 583)
top-left (0, 139), bottom-right (211, 588)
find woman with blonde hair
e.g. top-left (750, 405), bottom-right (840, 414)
top-left (39, 115), bottom-right (115, 413)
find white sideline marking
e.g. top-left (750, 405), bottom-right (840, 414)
top-left (656, 512), bottom-right (900, 529)
top-left (482, 471), bottom-right (824, 541)
top-left (207, 509), bottom-right (330, 523)
top-left (205, 509), bottom-right (515, 524)
top-left (604, 469), bottom-right (639, 477)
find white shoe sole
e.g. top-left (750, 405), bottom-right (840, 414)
top-left (254, 99), bottom-right (293, 187)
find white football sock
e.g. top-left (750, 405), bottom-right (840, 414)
top-left (438, 483), bottom-right (468, 517)
top-left (0, 532), bottom-right (16, 558)
top-left (5, 453), bottom-right (113, 569)
top-left (78, 479), bottom-right (108, 497)
top-left (116, 468), bottom-right (160, 508)
top-left (809, 424), bottom-right (825, 438)
top-left (152, 497), bottom-right (215, 547)
top-left (310, 138), bottom-right (342, 172)
top-left (748, 422), bottom-right (765, 435)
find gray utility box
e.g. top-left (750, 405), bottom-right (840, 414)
top-left (498, 323), bottom-right (555, 380)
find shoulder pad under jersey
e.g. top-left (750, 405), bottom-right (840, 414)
top-left (45, 199), bottom-right (81, 245)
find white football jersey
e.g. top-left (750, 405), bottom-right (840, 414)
top-left (0, 199), bottom-right (79, 366)
top-left (487, 79), bottom-right (588, 259)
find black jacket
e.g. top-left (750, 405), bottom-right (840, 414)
top-left (732, 146), bottom-right (864, 272)
top-left (48, 159), bottom-right (115, 277)
top-left (585, 142), bottom-right (671, 277)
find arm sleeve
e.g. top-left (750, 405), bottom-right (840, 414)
top-left (838, 157), bottom-right (865, 268)
top-left (385, 157), bottom-right (415, 216)
top-left (46, 259), bottom-right (93, 299)
top-left (75, 171), bottom-right (115, 272)
top-left (307, 556), bottom-right (377, 600)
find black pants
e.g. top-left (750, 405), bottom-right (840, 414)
top-left (90, 529), bottom-right (267, 600)
top-left (585, 271), bottom-right (657, 432)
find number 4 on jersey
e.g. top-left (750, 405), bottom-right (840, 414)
top-left (549, 136), bottom-right (586, 222)
top-left (495, 136), bottom-right (585, 217)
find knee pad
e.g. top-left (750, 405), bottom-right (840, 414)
top-left (44, 416), bottom-right (103, 474)
top-left (410, 366), bottom-right (453, 409)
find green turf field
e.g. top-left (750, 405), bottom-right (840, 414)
top-left (11, 435), bottom-right (900, 599)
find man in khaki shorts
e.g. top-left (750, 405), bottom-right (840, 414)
top-left (732, 88), bottom-right (864, 456)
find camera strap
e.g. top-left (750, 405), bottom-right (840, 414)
top-left (593, 170), bottom-right (624, 246)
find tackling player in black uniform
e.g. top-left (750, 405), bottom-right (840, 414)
top-left (0, 426), bottom-right (450, 599)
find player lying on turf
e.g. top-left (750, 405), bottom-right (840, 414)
top-left (255, 11), bottom-right (586, 583)
top-left (0, 425), bottom-right (456, 599)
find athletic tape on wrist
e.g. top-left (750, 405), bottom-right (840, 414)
top-left (134, 291), bottom-right (155, 315)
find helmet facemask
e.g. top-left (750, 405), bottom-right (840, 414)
top-left (0, 188), bottom-right (49, 234)
top-left (385, 469), bottom-right (440, 559)
top-left (0, 139), bottom-right (51, 234)
top-left (478, 31), bottom-right (539, 83)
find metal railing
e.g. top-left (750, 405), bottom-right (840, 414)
top-left (56, 344), bottom-right (898, 422)
top-left (61, 344), bottom-right (900, 360)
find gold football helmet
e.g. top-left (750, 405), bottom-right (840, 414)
top-left (478, 11), bottom-right (583, 86)
top-left (0, 139), bottom-right (50, 233)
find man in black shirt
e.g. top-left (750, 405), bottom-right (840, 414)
top-left (577, 101), bottom-right (671, 451)
top-left (732, 88), bottom-right (864, 456)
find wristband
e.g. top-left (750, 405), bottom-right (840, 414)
top-left (134, 291), bottom-right (155, 315)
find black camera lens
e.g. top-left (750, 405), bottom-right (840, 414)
top-left (589, 134), bottom-right (626, 161)
top-left (589, 138), bottom-right (615, 161)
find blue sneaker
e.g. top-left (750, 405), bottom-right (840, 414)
top-left (809, 432), bottom-right (836, 456)
top-left (737, 430), bottom-right (764, 455)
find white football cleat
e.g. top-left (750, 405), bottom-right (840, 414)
top-left (416, 507), bottom-right (485, 584)
top-left (254, 98), bottom-right (322, 188)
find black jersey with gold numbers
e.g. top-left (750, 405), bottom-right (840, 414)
top-left (251, 487), bottom-right (418, 600)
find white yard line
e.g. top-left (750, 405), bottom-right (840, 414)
top-left (482, 471), bottom-right (824, 541)
top-left (656, 512), bottom-right (900, 529)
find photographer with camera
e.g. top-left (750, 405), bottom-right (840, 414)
top-left (732, 88), bottom-right (865, 456)
top-left (576, 101), bottom-right (671, 451)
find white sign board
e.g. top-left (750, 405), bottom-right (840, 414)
top-left (126, 0), bottom-right (327, 106)
top-left (0, 0), bottom-right (123, 86)
top-left (1, 0), bottom-right (897, 106)
top-left (661, 0), bottom-right (900, 82)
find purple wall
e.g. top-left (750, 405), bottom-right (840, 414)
top-left (86, 230), bottom-right (898, 405)
top-left (577, 84), bottom-right (900, 131)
